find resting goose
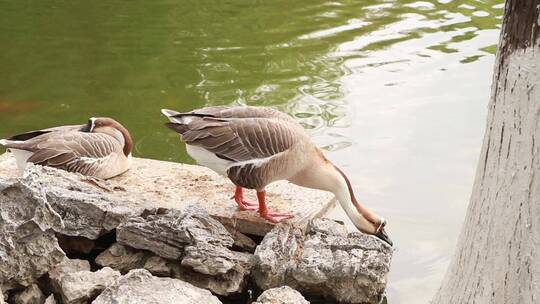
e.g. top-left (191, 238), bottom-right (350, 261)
top-left (162, 106), bottom-right (392, 245)
top-left (0, 117), bottom-right (132, 179)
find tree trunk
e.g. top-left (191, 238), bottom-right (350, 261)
top-left (433, 1), bottom-right (540, 303)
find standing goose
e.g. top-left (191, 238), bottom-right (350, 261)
top-left (162, 106), bottom-right (392, 245)
top-left (0, 117), bottom-right (133, 179)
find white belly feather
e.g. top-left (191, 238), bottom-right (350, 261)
top-left (10, 149), bottom-right (33, 174)
top-left (186, 144), bottom-right (283, 178)
top-left (186, 145), bottom-right (232, 176)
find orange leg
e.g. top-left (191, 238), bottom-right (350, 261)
top-left (232, 186), bottom-right (258, 211)
top-left (257, 190), bottom-right (293, 223)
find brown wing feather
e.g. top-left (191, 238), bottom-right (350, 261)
top-left (173, 117), bottom-right (302, 162)
top-left (27, 149), bottom-right (74, 166)
top-left (7, 131), bottom-right (122, 174)
top-left (170, 106), bottom-right (296, 122)
top-left (7, 124), bottom-right (86, 141)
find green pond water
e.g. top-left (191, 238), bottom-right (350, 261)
top-left (0, 0), bottom-right (504, 302)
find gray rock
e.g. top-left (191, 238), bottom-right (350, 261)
top-left (95, 242), bottom-right (253, 296)
top-left (48, 258), bottom-right (91, 293)
top-left (95, 244), bottom-right (150, 274)
top-left (180, 242), bottom-right (254, 295)
top-left (252, 225), bottom-right (305, 289)
top-left (143, 256), bottom-right (171, 276)
top-left (48, 261), bottom-right (120, 304)
top-left (254, 286), bottom-right (309, 304)
top-left (117, 206), bottom-right (234, 260)
top-left (2, 164), bottom-right (143, 240)
top-left (0, 288), bottom-right (4, 304)
top-left (11, 284), bottom-right (45, 304)
top-left (24, 165), bottom-right (143, 240)
top-left (58, 267), bottom-right (120, 304)
top-left (44, 295), bottom-right (57, 304)
top-left (182, 243), bottom-right (252, 276)
top-left (253, 219), bottom-right (393, 304)
top-left (92, 269), bottom-right (222, 304)
top-left (0, 169), bottom-right (66, 291)
top-left (222, 224), bottom-right (257, 252)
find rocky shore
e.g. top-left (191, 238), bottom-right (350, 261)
top-left (0, 159), bottom-right (393, 304)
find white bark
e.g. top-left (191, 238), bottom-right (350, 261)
top-left (433, 1), bottom-right (540, 303)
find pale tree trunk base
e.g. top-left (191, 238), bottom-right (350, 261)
top-left (433, 1), bottom-right (540, 303)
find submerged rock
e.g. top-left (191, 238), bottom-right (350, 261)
top-left (254, 286), bottom-right (309, 304)
top-left (92, 269), bottom-right (222, 304)
top-left (11, 284), bottom-right (45, 304)
top-left (253, 219), bottom-right (393, 304)
top-left (0, 170), bottom-right (66, 291)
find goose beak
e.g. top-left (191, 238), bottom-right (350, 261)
top-left (375, 218), bottom-right (393, 246)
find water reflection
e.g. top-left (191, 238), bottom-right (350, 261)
top-left (0, 0), bottom-right (503, 303)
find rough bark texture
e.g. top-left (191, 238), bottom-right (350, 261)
top-left (433, 1), bottom-right (540, 303)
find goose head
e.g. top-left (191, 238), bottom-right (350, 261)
top-left (83, 117), bottom-right (133, 156)
top-left (331, 165), bottom-right (392, 245)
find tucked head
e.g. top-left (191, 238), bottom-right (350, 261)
top-left (82, 117), bottom-right (133, 156)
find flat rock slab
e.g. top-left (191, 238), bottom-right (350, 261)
top-left (0, 153), bottom-right (335, 236)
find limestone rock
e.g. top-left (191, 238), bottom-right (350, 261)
top-left (0, 169), bottom-right (66, 291)
top-left (92, 269), bottom-right (222, 304)
top-left (253, 219), bottom-right (393, 304)
top-left (117, 206), bottom-right (234, 260)
top-left (143, 256), bottom-right (171, 276)
top-left (254, 286), bottom-right (309, 304)
top-left (49, 261), bottom-right (120, 304)
top-left (95, 244), bottom-right (150, 274)
top-left (44, 295), bottom-right (57, 304)
top-left (23, 165), bottom-right (143, 240)
top-left (182, 243), bottom-right (252, 276)
top-left (96, 242), bottom-right (253, 296)
top-left (222, 224), bottom-right (257, 252)
top-left (11, 284), bottom-right (45, 304)
top-left (48, 259), bottom-right (91, 292)
top-left (0, 153), bottom-right (336, 238)
top-left (180, 242), bottom-right (254, 295)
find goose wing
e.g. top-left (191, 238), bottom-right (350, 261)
top-left (6, 124), bottom-right (86, 141)
top-left (162, 106), bottom-right (296, 124)
top-left (165, 116), bottom-right (303, 162)
top-left (3, 131), bottom-right (122, 173)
